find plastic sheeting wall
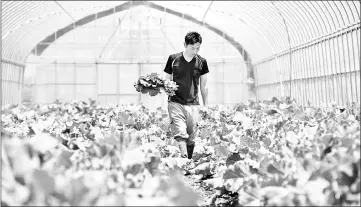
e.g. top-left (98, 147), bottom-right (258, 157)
top-left (1, 62), bottom-right (24, 106)
top-left (2, 1), bottom-right (360, 106)
top-left (25, 61), bottom-right (248, 109)
top-left (254, 25), bottom-right (360, 106)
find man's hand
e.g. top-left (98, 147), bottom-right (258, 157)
top-left (165, 73), bottom-right (172, 81)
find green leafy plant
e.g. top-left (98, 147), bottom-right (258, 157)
top-left (134, 73), bottom-right (178, 96)
top-left (1, 97), bottom-right (360, 206)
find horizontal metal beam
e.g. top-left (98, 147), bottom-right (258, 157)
top-left (33, 83), bottom-right (95, 86)
top-left (256, 70), bottom-right (359, 87)
top-left (1, 79), bottom-right (22, 84)
top-left (98, 93), bottom-right (138, 96)
top-left (1, 58), bottom-right (26, 67)
top-left (25, 58), bottom-right (248, 65)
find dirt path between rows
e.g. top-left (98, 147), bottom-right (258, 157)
top-left (182, 174), bottom-right (216, 207)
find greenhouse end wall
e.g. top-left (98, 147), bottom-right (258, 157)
top-left (23, 60), bottom-right (249, 109)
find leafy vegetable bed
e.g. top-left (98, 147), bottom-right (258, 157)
top-left (1, 97), bottom-right (360, 206)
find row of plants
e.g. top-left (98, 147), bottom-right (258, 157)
top-left (1, 97), bottom-right (360, 206)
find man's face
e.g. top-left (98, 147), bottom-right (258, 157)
top-left (184, 42), bottom-right (201, 57)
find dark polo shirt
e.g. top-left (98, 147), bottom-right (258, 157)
top-left (164, 52), bottom-right (209, 105)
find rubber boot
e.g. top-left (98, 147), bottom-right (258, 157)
top-left (187, 144), bottom-right (195, 159)
top-left (175, 137), bottom-right (188, 158)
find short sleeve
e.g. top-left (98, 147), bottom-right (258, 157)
top-left (163, 55), bottom-right (173, 74)
top-left (200, 59), bottom-right (209, 75)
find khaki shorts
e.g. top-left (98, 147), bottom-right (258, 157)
top-left (167, 101), bottom-right (200, 146)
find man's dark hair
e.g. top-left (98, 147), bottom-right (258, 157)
top-left (185, 31), bottom-right (202, 45)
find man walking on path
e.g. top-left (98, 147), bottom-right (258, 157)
top-left (163, 31), bottom-right (209, 159)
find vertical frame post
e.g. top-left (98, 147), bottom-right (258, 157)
top-left (116, 63), bottom-right (120, 105)
top-left (74, 62), bottom-right (77, 100)
top-left (340, 33), bottom-right (349, 105)
top-left (331, 36), bottom-right (340, 104)
top-left (54, 61), bottom-right (58, 102)
top-left (95, 62), bottom-right (99, 103)
top-left (335, 35), bottom-right (344, 105)
top-left (345, 31), bottom-right (354, 103)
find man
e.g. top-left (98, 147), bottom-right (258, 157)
top-left (164, 31), bottom-right (209, 159)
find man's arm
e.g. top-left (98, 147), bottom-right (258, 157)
top-left (164, 55), bottom-right (173, 80)
top-left (200, 74), bottom-right (208, 105)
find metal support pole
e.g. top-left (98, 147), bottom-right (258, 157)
top-left (74, 62), bottom-right (77, 100)
top-left (346, 31), bottom-right (354, 103)
top-left (271, 2), bottom-right (292, 99)
top-left (254, 65), bottom-right (259, 101)
top-left (351, 28), bottom-right (359, 102)
top-left (34, 64), bottom-right (37, 104)
top-left (54, 61), bottom-right (58, 102)
top-left (312, 44), bottom-right (321, 105)
top-left (12, 66), bottom-right (15, 104)
top-left (54, 1), bottom-right (77, 22)
top-left (138, 63), bottom-right (142, 104)
top-left (116, 63), bottom-right (120, 105)
top-left (356, 27), bottom-right (361, 101)
top-left (327, 38), bottom-right (336, 103)
top-left (201, 1), bottom-right (213, 24)
top-left (301, 49), bottom-right (307, 105)
top-left (95, 62), bottom-right (99, 103)
top-left (246, 20), bottom-right (284, 98)
top-left (18, 66), bottom-right (24, 105)
top-left (319, 43), bottom-right (325, 105)
top-left (355, 28), bottom-right (360, 102)
top-left (336, 35), bottom-right (344, 106)
top-left (340, 32), bottom-right (349, 105)
top-left (302, 48), bottom-right (308, 105)
top-left (288, 52), bottom-right (293, 99)
top-left (295, 50), bottom-right (303, 105)
top-left (332, 36), bottom-right (340, 104)
top-left (321, 40), bottom-right (330, 104)
top-left (315, 42), bottom-right (322, 104)
top-left (319, 41), bottom-right (328, 104)
top-left (311, 44), bottom-right (317, 105)
top-left (222, 60), bottom-right (225, 104)
top-left (324, 40), bottom-right (331, 104)
top-left (164, 7), bottom-right (167, 57)
top-left (130, 5), bottom-right (133, 62)
top-left (291, 52), bottom-right (296, 102)
top-left (295, 51), bottom-right (300, 103)
top-left (305, 44), bottom-right (313, 105)
top-left (2, 68), bottom-right (5, 105)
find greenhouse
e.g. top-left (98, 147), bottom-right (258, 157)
top-left (1, 1), bottom-right (360, 206)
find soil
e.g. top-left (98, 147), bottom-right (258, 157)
top-left (182, 174), bottom-right (216, 207)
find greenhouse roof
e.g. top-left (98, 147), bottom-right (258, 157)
top-left (2, 1), bottom-right (360, 64)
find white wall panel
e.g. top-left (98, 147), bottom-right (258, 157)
top-left (56, 64), bottom-right (74, 84)
top-left (75, 64), bottom-right (96, 84)
top-left (97, 65), bottom-right (117, 94)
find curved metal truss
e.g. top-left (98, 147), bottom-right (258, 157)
top-left (1, 1), bottom-right (360, 106)
top-left (2, 1), bottom-right (359, 63)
